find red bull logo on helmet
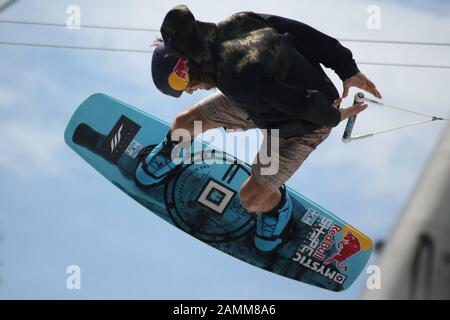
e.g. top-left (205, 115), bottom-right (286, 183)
top-left (168, 57), bottom-right (190, 91)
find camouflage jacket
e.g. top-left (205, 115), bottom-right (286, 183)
top-left (160, 5), bottom-right (360, 138)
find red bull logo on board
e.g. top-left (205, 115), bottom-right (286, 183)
top-left (295, 213), bottom-right (373, 283)
top-left (313, 224), bottom-right (342, 261)
top-left (323, 229), bottom-right (362, 273)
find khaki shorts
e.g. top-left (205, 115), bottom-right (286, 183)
top-left (196, 92), bottom-right (332, 192)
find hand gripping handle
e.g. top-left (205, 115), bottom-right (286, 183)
top-left (342, 92), bottom-right (365, 143)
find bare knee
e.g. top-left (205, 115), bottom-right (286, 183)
top-left (172, 106), bottom-right (218, 137)
top-left (172, 109), bottom-right (195, 131)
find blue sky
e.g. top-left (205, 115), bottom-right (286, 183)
top-left (0, 0), bottom-right (449, 299)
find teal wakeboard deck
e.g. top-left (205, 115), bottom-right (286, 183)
top-left (64, 93), bottom-right (373, 291)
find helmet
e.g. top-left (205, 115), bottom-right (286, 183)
top-left (151, 42), bottom-right (190, 98)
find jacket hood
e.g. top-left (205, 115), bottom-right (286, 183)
top-left (160, 5), bottom-right (218, 79)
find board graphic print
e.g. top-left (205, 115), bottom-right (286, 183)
top-left (64, 93), bottom-right (373, 291)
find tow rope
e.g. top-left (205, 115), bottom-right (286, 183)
top-left (342, 92), bottom-right (448, 143)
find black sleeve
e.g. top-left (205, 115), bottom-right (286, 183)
top-left (256, 13), bottom-right (360, 81)
top-left (234, 66), bottom-right (341, 128)
top-left (266, 80), bottom-right (341, 127)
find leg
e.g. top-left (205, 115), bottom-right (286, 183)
top-left (135, 100), bottom-right (221, 188)
top-left (171, 91), bottom-right (256, 139)
top-left (135, 92), bottom-right (256, 188)
top-left (239, 175), bottom-right (281, 214)
top-left (171, 103), bottom-right (221, 139)
top-left (252, 126), bottom-right (333, 192)
top-left (248, 127), bottom-right (333, 252)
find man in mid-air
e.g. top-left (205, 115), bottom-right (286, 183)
top-left (136, 5), bottom-right (381, 252)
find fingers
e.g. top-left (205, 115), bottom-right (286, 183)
top-left (371, 86), bottom-right (382, 99)
top-left (351, 102), bottom-right (368, 116)
top-left (342, 85), bottom-right (349, 99)
top-left (342, 72), bottom-right (382, 100)
top-left (352, 81), bottom-right (382, 100)
top-left (340, 102), bottom-right (368, 121)
top-left (359, 73), bottom-right (382, 99)
top-left (364, 80), bottom-right (382, 99)
top-left (332, 97), bottom-right (342, 108)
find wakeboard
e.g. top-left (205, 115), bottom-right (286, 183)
top-left (64, 93), bottom-right (373, 291)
